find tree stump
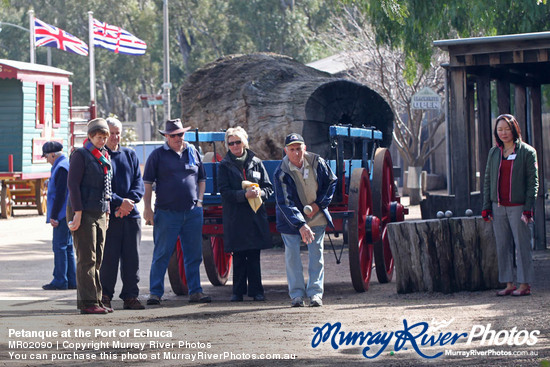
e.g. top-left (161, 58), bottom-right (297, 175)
top-left (386, 217), bottom-right (502, 294)
top-left (178, 53), bottom-right (393, 160)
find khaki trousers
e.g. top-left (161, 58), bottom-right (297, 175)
top-left (72, 210), bottom-right (107, 309)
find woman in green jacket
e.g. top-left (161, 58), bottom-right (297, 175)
top-left (482, 114), bottom-right (538, 297)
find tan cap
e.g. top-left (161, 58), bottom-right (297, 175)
top-left (87, 118), bottom-right (109, 135)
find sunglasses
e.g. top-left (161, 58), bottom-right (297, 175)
top-left (228, 140), bottom-right (242, 146)
top-left (168, 133), bottom-right (184, 138)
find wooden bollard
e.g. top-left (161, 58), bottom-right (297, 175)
top-left (386, 217), bottom-right (502, 294)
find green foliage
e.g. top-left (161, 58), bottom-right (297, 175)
top-left (121, 127), bottom-right (138, 145)
top-left (1, 0), bottom-right (339, 121)
top-left (351, 0), bottom-right (550, 72)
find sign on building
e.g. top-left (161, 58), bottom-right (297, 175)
top-left (411, 87), bottom-right (441, 110)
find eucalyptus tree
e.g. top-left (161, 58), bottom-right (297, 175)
top-left (336, 0), bottom-right (550, 202)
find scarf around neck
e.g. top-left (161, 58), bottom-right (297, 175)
top-left (84, 138), bottom-right (112, 199)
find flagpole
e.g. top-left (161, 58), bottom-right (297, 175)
top-left (163, 0), bottom-right (171, 121)
top-left (88, 11), bottom-right (96, 119)
top-left (28, 10), bottom-right (35, 63)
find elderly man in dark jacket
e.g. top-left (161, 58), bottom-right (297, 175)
top-left (273, 133), bottom-right (337, 307)
top-left (218, 127), bottom-right (273, 302)
top-left (42, 141), bottom-right (76, 291)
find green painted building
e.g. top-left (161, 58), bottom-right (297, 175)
top-left (0, 59), bottom-right (72, 178)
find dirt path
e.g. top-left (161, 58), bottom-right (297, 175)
top-left (0, 205), bottom-right (549, 366)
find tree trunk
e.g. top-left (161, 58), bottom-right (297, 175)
top-left (386, 217), bottom-right (502, 294)
top-left (408, 166), bottom-right (422, 204)
top-left (178, 53), bottom-right (394, 160)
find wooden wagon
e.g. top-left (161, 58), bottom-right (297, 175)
top-left (168, 126), bottom-right (408, 294)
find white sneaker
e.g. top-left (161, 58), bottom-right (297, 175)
top-left (291, 297), bottom-right (305, 307)
top-left (310, 295), bottom-right (323, 307)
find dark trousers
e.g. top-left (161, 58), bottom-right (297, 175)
top-left (232, 249), bottom-right (264, 297)
top-left (100, 216), bottom-right (141, 300)
top-left (72, 210), bottom-right (107, 309)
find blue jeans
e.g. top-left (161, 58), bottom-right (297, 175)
top-left (51, 219), bottom-right (76, 289)
top-left (150, 207), bottom-right (204, 297)
top-left (281, 226), bottom-right (325, 299)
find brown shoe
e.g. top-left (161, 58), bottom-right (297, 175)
top-left (123, 298), bottom-right (145, 310)
top-left (189, 292), bottom-right (211, 303)
top-left (80, 305), bottom-right (108, 314)
top-left (101, 295), bottom-right (114, 312)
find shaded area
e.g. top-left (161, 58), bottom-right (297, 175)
top-left (304, 80), bottom-right (394, 158)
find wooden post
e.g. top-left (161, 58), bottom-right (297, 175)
top-left (476, 73), bottom-right (492, 191)
top-left (529, 85), bottom-right (546, 250)
top-left (467, 79), bottom-right (477, 191)
top-left (514, 84), bottom-right (527, 140)
top-left (448, 68), bottom-right (470, 213)
top-left (497, 80), bottom-right (510, 114)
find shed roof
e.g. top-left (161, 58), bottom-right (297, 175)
top-left (434, 31), bottom-right (550, 51)
top-left (0, 59), bottom-right (72, 80)
top-left (306, 53), bottom-right (349, 74)
top-left (433, 31), bottom-right (550, 85)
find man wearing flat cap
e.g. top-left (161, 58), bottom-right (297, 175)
top-left (42, 141), bottom-right (76, 291)
top-left (143, 119), bottom-right (210, 304)
top-left (273, 133), bottom-right (337, 307)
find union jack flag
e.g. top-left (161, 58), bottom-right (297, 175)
top-left (34, 18), bottom-right (88, 56)
top-left (93, 18), bottom-right (147, 55)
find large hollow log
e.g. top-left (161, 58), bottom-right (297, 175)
top-left (386, 217), bottom-right (502, 294)
top-left (178, 53), bottom-right (393, 159)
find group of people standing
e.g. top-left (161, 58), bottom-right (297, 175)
top-left (43, 117), bottom-right (145, 314)
top-left (41, 112), bottom-right (539, 314)
top-left (42, 117), bottom-right (337, 313)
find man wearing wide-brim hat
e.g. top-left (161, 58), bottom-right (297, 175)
top-left (142, 119), bottom-right (211, 304)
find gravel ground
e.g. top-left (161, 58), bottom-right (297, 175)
top-left (0, 201), bottom-right (549, 367)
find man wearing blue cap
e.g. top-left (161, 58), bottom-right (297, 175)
top-left (273, 133), bottom-right (337, 307)
top-left (42, 141), bottom-right (76, 290)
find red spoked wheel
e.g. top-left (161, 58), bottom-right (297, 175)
top-left (371, 148), bottom-right (403, 283)
top-left (202, 235), bottom-right (232, 286)
top-left (168, 238), bottom-right (188, 295)
top-left (348, 168), bottom-right (378, 292)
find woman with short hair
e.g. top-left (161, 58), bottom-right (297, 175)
top-left (68, 118), bottom-right (113, 314)
top-left (218, 127), bottom-right (273, 301)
